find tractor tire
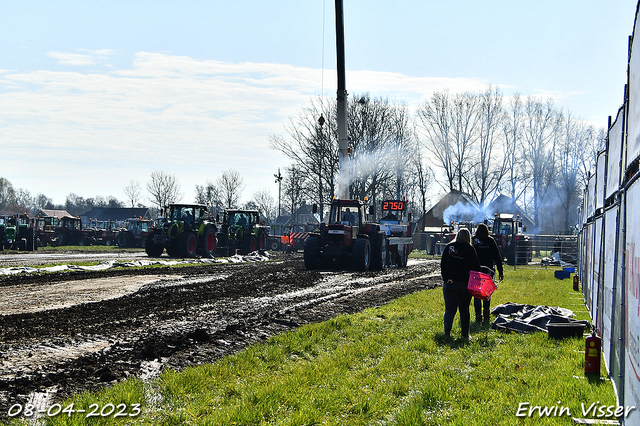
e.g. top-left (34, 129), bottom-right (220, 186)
top-left (18, 238), bottom-right (27, 251)
top-left (370, 231), bottom-right (387, 271)
top-left (22, 228), bottom-right (35, 251)
top-left (105, 238), bottom-right (114, 246)
top-left (167, 245), bottom-right (179, 258)
top-left (199, 226), bottom-right (217, 258)
top-left (145, 232), bottom-right (163, 257)
top-left (55, 230), bottom-right (67, 247)
top-left (270, 240), bottom-right (280, 251)
top-left (179, 231), bottom-right (197, 258)
top-left (353, 238), bottom-right (371, 271)
top-left (303, 235), bottom-right (321, 270)
top-left (242, 235), bottom-right (257, 254)
top-left (506, 244), bottom-right (516, 266)
top-left (117, 232), bottom-right (132, 248)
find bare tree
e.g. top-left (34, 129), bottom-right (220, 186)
top-left (409, 147), bottom-right (435, 218)
top-left (35, 193), bottom-right (54, 211)
top-left (252, 189), bottom-right (277, 223)
top-left (417, 90), bottom-right (456, 191)
top-left (217, 169), bottom-right (244, 209)
top-left (147, 170), bottom-right (183, 213)
top-left (521, 96), bottom-right (559, 232)
top-left (501, 93), bottom-right (529, 202)
top-left (195, 180), bottom-right (223, 216)
top-left (123, 180), bottom-right (142, 208)
top-left (283, 165), bottom-right (306, 221)
top-left (348, 94), bottom-right (396, 201)
top-left (557, 113), bottom-right (594, 232)
top-left (0, 177), bottom-right (16, 211)
top-left (270, 96), bottom-right (339, 217)
top-left (450, 91), bottom-right (480, 192)
top-left (467, 85), bottom-right (506, 205)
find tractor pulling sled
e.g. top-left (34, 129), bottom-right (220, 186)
top-left (303, 198), bottom-right (413, 271)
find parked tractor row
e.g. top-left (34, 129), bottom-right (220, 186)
top-left (0, 214), bottom-right (37, 251)
top-left (144, 204), bottom-right (268, 258)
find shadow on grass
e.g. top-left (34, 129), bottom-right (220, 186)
top-left (433, 332), bottom-right (472, 348)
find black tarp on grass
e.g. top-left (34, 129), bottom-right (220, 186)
top-left (490, 303), bottom-right (591, 334)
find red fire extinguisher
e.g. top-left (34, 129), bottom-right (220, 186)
top-left (585, 328), bottom-right (602, 375)
top-left (573, 274), bottom-right (579, 291)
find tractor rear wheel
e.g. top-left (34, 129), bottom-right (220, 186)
top-left (303, 235), bottom-right (321, 270)
top-left (200, 226), bottom-right (216, 258)
top-left (370, 231), bottom-right (387, 271)
top-left (145, 232), bottom-right (163, 257)
top-left (353, 238), bottom-right (371, 271)
top-left (179, 231), bottom-right (198, 258)
top-left (241, 235), bottom-right (257, 255)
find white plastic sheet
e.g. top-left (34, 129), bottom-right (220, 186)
top-left (596, 151), bottom-right (606, 210)
top-left (602, 206), bottom-right (618, 365)
top-left (0, 253), bottom-right (270, 276)
top-left (624, 179), bottom-right (640, 423)
top-left (606, 107), bottom-right (624, 199)
top-left (628, 10), bottom-right (640, 170)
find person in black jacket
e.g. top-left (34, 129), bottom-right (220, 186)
top-left (472, 223), bottom-right (504, 324)
top-left (440, 228), bottom-right (481, 339)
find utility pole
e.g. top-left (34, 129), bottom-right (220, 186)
top-left (335, 0), bottom-right (349, 199)
top-left (274, 168), bottom-right (283, 218)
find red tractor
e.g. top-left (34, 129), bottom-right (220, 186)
top-left (303, 198), bottom-right (413, 271)
top-left (91, 220), bottom-right (119, 246)
top-left (491, 213), bottom-right (532, 265)
top-left (50, 216), bottom-right (97, 246)
top-left (117, 218), bottom-right (151, 248)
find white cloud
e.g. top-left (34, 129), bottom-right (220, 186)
top-left (0, 51), bottom-right (500, 204)
top-left (47, 51), bottom-right (96, 66)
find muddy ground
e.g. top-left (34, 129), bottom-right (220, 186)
top-left (0, 251), bottom-right (441, 422)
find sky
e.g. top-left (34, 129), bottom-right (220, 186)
top-left (0, 0), bottom-right (638, 208)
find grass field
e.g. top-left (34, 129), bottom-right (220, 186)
top-left (5, 266), bottom-right (616, 426)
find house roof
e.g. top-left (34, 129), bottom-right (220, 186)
top-left (486, 195), bottom-right (534, 230)
top-left (37, 209), bottom-right (73, 218)
top-left (418, 190), bottom-right (479, 228)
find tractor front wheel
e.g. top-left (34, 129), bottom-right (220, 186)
top-left (200, 226), bottom-right (216, 258)
top-left (353, 238), bottom-right (371, 271)
top-left (303, 235), bottom-right (321, 270)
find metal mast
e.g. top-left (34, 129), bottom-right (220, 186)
top-left (335, 0), bottom-right (349, 199)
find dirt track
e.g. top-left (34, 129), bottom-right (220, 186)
top-left (0, 251), bottom-right (441, 422)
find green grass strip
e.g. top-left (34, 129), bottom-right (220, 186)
top-left (7, 267), bottom-right (614, 426)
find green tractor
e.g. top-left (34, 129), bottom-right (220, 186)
top-left (145, 203), bottom-right (217, 258)
top-left (216, 209), bottom-right (268, 256)
top-left (2, 213), bottom-right (36, 251)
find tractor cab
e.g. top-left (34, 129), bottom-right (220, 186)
top-left (323, 199), bottom-right (369, 243)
